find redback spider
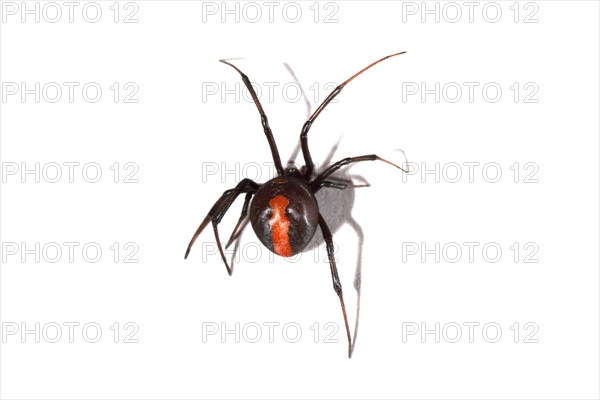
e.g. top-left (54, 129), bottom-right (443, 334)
top-left (185, 52), bottom-right (408, 358)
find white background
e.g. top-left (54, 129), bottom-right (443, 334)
top-left (1, 1), bottom-right (599, 399)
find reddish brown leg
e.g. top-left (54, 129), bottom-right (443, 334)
top-left (185, 179), bottom-right (259, 276)
top-left (318, 215), bottom-right (353, 358)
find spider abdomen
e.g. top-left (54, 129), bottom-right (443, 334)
top-left (250, 176), bottom-right (319, 257)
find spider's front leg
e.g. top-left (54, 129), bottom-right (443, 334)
top-left (318, 215), bottom-right (353, 358)
top-left (310, 154), bottom-right (408, 192)
top-left (185, 178), bottom-right (259, 275)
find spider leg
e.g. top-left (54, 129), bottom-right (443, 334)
top-left (318, 180), bottom-right (348, 190)
top-left (310, 154), bottom-right (408, 192)
top-left (225, 192), bottom-right (253, 249)
top-left (185, 179), bottom-right (259, 275)
top-left (212, 220), bottom-right (233, 276)
top-left (317, 178), bottom-right (371, 190)
top-left (318, 214), bottom-right (353, 358)
top-left (220, 59), bottom-right (284, 176)
top-left (300, 52), bottom-right (406, 178)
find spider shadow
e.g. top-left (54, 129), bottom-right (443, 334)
top-left (289, 137), bottom-right (367, 355)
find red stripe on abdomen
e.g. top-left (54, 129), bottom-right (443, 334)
top-left (269, 195), bottom-right (292, 257)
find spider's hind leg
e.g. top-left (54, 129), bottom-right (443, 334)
top-left (318, 214), bottom-right (353, 358)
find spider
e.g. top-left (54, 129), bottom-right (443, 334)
top-left (185, 52), bottom-right (408, 358)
